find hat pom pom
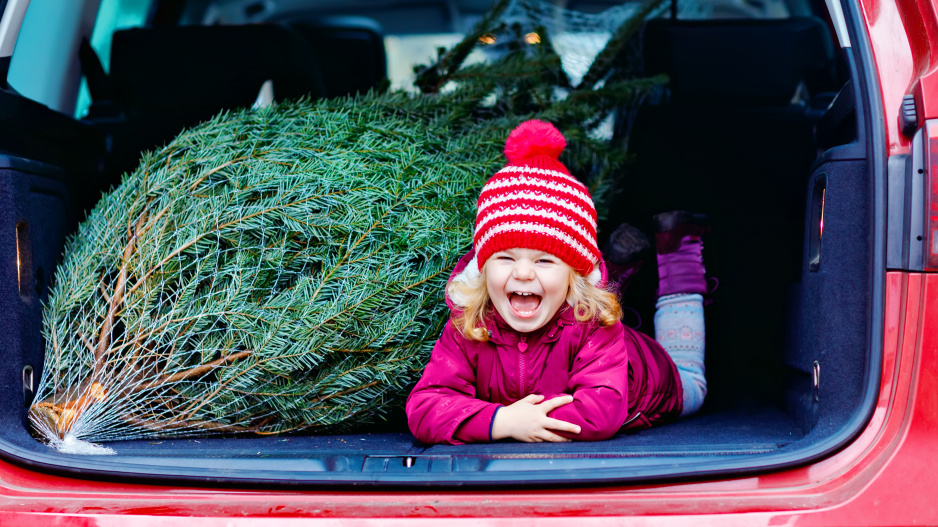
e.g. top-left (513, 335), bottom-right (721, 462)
top-left (504, 120), bottom-right (566, 162)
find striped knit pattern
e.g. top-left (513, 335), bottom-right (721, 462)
top-left (474, 151), bottom-right (601, 276)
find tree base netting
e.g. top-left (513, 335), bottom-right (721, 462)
top-left (29, 0), bottom-right (666, 452)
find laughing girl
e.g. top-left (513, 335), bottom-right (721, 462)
top-left (406, 120), bottom-right (710, 444)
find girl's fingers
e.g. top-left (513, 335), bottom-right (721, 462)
top-left (539, 395), bottom-right (575, 411)
top-left (538, 431), bottom-right (571, 442)
top-left (544, 418), bottom-right (581, 434)
top-left (522, 393), bottom-right (545, 404)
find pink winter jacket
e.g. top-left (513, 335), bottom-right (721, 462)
top-left (406, 254), bottom-right (683, 445)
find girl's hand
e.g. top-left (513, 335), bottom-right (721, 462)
top-left (491, 394), bottom-right (581, 442)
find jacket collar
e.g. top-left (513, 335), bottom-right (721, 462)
top-left (486, 305), bottom-right (575, 346)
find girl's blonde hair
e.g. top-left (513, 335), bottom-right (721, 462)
top-left (449, 262), bottom-right (623, 342)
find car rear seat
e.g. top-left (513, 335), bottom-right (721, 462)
top-left (612, 16), bottom-right (840, 406)
top-left (288, 16), bottom-right (388, 98)
top-left (84, 24), bottom-right (328, 185)
top-left (109, 24), bottom-right (326, 117)
top-left (642, 17), bottom-right (837, 106)
top-left (88, 21), bottom-right (389, 183)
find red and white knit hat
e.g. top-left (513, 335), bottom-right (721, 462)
top-left (469, 120), bottom-right (602, 284)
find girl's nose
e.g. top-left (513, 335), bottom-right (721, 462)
top-left (512, 259), bottom-right (536, 279)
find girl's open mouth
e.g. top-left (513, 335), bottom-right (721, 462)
top-left (508, 292), bottom-right (542, 317)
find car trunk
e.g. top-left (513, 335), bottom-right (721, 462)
top-left (0, 3), bottom-right (884, 487)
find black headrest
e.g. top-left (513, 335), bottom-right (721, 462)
top-left (643, 17), bottom-right (836, 105)
top-left (110, 25), bottom-right (326, 113)
top-left (288, 17), bottom-right (387, 98)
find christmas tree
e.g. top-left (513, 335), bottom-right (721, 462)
top-left (29, 0), bottom-right (666, 451)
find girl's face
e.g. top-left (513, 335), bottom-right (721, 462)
top-left (485, 248), bottom-right (572, 333)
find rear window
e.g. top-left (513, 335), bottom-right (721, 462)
top-left (74, 0), bottom-right (153, 118)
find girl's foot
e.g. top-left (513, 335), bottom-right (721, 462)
top-left (603, 222), bottom-right (651, 296)
top-left (653, 210), bottom-right (711, 297)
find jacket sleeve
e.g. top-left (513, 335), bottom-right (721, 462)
top-left (544, 322), bottom-right (631, 441)
top-left (406, 324), bottom-right (501, 445)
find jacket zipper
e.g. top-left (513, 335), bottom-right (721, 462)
top-left (519, 334), bottom-right (527, 397)
top-left (623, 412), bottom-right (643, 427)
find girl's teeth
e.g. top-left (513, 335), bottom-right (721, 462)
top-left (509, 292), bottom-right (541, 316)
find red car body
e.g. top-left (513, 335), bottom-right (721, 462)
top-left (1, 0), bottom-right (937, 524)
